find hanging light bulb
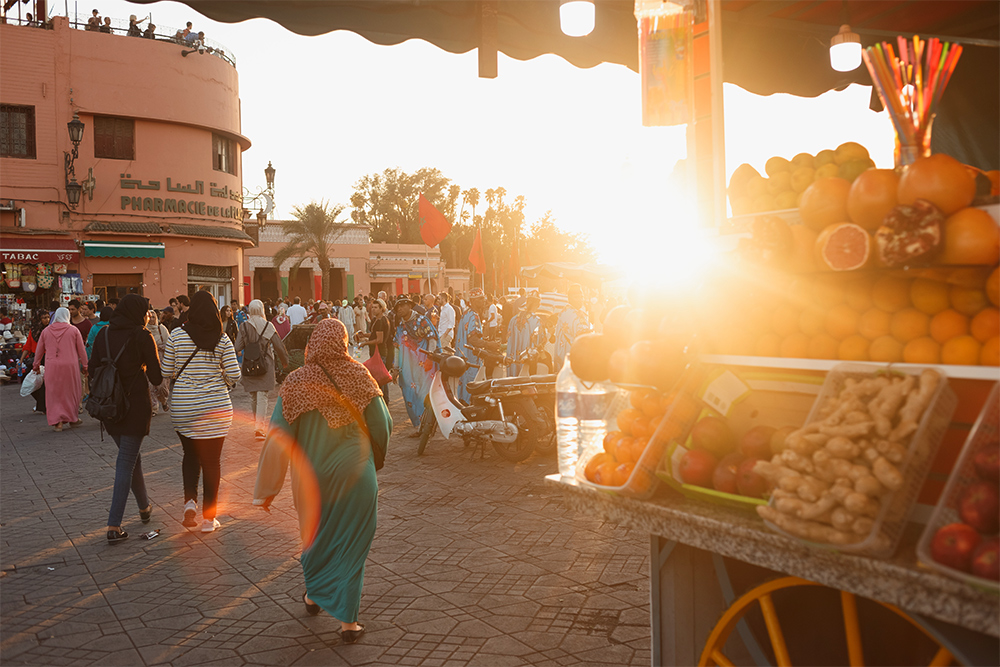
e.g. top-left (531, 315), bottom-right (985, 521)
top-left (560, 1), bottom-right (595, 37)
top-left (830, 24), bottom-right (861, 72)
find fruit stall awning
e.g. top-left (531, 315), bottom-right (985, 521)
top-left (154, 1), bottom-right (998, 168)
top-left (521, 262), bottom-right (622, 286)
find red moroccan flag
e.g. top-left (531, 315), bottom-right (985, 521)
top-left (418, 193), bottom-right (451, 248)
top-left (469, 227), bottom-right (486, 274)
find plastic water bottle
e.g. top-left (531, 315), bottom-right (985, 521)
top-left (556, 356), bottom-right (613, 479)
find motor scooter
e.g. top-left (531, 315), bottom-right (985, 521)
top-left (416, 344), bottom-right (552, 462)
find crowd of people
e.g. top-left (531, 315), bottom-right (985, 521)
top-left (78, 8), bottom-right (213, 49)
top-left (15, 283), bottom-right (611, 643)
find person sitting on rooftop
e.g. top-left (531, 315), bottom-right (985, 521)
top-left (173, 29), bottom-right (184, 43)
top-left (181, 20), bottom-right (193, 40)
top-left (126, 14), bottom-right (147, 37)
top-left (99, 16), bottom-right (111, 33)
top-left (142, 23), bottom-right (155, 39)
top-left (86, 9), bottom-right (100, 31)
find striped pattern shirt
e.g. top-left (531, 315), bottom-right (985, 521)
top-left (162, 328), bottom-right (241, 439)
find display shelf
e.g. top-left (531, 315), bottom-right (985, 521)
top-left (546, 474), bottom-right (1000, 637)
top-left (701, 354), bottom-right (1000, 381)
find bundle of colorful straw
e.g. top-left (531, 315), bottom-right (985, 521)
top-left (862, 36), bottom-right (963, 153)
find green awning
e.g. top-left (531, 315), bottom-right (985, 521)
top-left (83, 241), bottom-right (165, 258)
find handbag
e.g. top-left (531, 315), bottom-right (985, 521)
top-left (317, 365), bottom-right (386, 471)
top-left (363, 347), bottom-right (392, 386)
top-left (168, 347), bottom-right (199, 391)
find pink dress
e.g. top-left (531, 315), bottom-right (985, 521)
top-left (33, 323), bottom-right (87, 426)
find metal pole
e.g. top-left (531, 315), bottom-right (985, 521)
top-left (425, 244), bottom-right (431, 294)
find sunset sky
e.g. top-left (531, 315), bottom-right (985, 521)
top-left (63, 1), bottom-right (896, 273)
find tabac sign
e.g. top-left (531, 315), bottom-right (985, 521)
top-left (118, 175), bottom-right (243, 221)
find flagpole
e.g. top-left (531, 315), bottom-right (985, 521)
top-left (425, 243), bottom-right (431, 294)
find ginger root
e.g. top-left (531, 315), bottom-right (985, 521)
top-left (872, 456), bottom-right (904, 491)
top-left (758, 505), bottom-right (860, 545)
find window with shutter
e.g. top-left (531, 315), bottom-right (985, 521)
top-left (212, 133), bottom-right (237, 175)
top-left (0, 104), bottom-right (37, 159)
top-left (94, 116), bottom-right (134, 160)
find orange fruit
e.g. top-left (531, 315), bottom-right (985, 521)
top-left (890, 308), bottom-right (930, 343)
top-left (903, 337), bottom-right (941, 364)
top-left (782, 225), bottom-right (820, 273)
top-left (594, 461), bottom-right (622, 486)
top-left (807, 334), bottom-right (840, 360)
top-left (987, 171), bottom-right (1000, 197)
top-left (987, 266), bottom-right (1000, 307)
top-left (844, 276), bottom-right (875, 311)
top-left (941, 335), bottom-right (981, 366)
top-left (810, 278), bottom-right (845, 308)
top-left (929, 309), bottom-right (970, 344)
top-left (798, 306), bottom-right (826, 336)
top-left (897, 153), bottom-right (976, 215)
top-left (970, 308), bottom-right (1000, 343)
top-left (815, 222), bottom-right (872, 271)
top-left (940, 208), bottom-right (1000, 266)
top-left (981, 336), bottom-right (1000, 366)
top-left (838, 334), bottom-right (871, 361)
top-left (629, 389), bottom-right (651, 410)
top-left (910, 278), bottom-right (951, 315)
top-left (847, 168), bottom-right (899, 231)
top-left (755, 332), bottom-right (781, 357)
top-left (871, 276), bottom-right (911, 312)
top-left (825, 303), bottom-right (860, 340)
top-left (858, 308), bottom-right (892, 340)
top-left (799, 177), bottom-right (852, 231)
top-left (584, 452), bottom-right (613, 481)
top-left (616, 408), bottom-right (642, 436)
top-left (869, 335), bottom-right (904, 363)
top-left (771, 304), bottom-right (801, 337)
top-left (949, 285), bottom-right (989, 316)
top-left (603, 431), bottom-right (625, 455)
top-left (779, 332), bottom-right (810, 358)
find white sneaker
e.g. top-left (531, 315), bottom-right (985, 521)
top-left (201, 518), bottom-right (221, 533)
top-left (182, 500), bottom-right (198, 527)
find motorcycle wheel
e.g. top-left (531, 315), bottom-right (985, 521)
top-left (534, 429), bottom-right (557, 455)
top-left (417, 410), bottom-right (436, 455)
top-left (491, 415), bottom-right (535, 463)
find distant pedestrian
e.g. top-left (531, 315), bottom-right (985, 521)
top-left (146, 308), bottom-right (171, 414)
top-left (89, 295), bottom-right (164, 544)
top-left (220, 304), bottom-right (238, 344)
top-left (235, 299), bottom-right (289, 439)
top-left (159, 306), bottom-right (176, 329)
top-left (162, 291), bottom-right (241, 533)
top-left (126, 14), bottom-right (146, 37)
top-left (100, 16), bottom-right (112, 33)
top-left (272, 304), bottom-right (292, 339)
top-left (86, 9), bottom-right (101, 31)
top-left (287, 296), bottom-right (307, 326)
top-left (85, 307), bottom-right (112, 358)
top-left (19, 310), bottom-right (50, 414)
top-left (254, 319), bottom-right (391, 644)
top-left (359, 299), bottom-right (392, 401)
top-left (32, 308), bottom-right (86, 431)
top-left (338, 300), bottom-right (356, 354)
top-left (142, 23), bottom-right (155, 39)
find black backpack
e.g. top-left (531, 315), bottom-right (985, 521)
top-left (241, 322), bottom-right (270, 377)
top-left (86, 329), bottom-right (131, 423)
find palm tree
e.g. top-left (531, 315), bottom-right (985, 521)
top-left (273, 200), bottom-right (350, 301)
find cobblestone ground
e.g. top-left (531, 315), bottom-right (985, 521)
top-left (1, 382), bottom-right (651, 666)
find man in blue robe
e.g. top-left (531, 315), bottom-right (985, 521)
top-left (506, 295), bottom-right (541, 377)
top-left (454, 288), bottom-right (497, 404)
top-left (552, 285), bottom-right (591, 372)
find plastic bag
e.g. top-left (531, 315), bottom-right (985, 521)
top-left (20, 367), bottom-right (43, 396)
top-left (363, 348), bottom-right (392, 386)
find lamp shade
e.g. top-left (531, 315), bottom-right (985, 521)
top-left (830, 24), bottom-right (861, 72)
top-left (66, 178), bottom-right (83, 206)
top-left (559, 1), bottom-right (595, 37)
top-left (67, 112), bottom-right (85, 145)
top-left (264, 161), bottom-right (275, 189)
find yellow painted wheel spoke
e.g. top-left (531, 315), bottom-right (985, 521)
top-left (759, 593), bottom-right (792, 667)
top-left (841, 591), bottom-right (865, 667)
top-left (928, 646), bottom-right (953, 667)
top-left (711, 648), bottom-right (735, 667)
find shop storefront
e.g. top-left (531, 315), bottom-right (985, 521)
top-left (0, 236), bottom-right (82, 308)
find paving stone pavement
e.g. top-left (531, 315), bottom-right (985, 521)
top-left (1, 382), bottom-right (652, 666)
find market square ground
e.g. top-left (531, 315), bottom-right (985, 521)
top-left (0, 384), bottom-right (651, 666)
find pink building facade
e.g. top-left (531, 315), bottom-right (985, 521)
top-left (0, 17), bottom-right (251, 309)
top-left (368, 243), bottom-right (470, 296)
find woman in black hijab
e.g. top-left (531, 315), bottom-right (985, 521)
top-left (88, 294), bottom-right (164, 543)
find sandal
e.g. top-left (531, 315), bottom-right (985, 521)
top-left (140, 505), bottom-right (153, 524)
top-left (53, 423), bottom-right (63, 432)
top-left (107, 529), bottom-right (128, 544)
top-left (341, 623), bottom-right (365, 644)
top-left (303, 593), bottom-right (321, 616)
top-left (69, 420), bottom-right (83, 428)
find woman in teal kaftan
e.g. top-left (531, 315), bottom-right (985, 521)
top-left (253, 319), bottom-right (391, 641)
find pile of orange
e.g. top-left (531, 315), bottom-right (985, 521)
top-left (704, 269), bottom-right (1000, 367)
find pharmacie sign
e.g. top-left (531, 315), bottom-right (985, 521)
top-left (118, 175), bottom-right (243, 221)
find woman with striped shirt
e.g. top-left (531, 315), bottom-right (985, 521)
top-left (162, 291), bottom-right (241, 533)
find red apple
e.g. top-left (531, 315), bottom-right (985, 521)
top-left (958, 481), bottom-right (1000, 534)
top-left (971, 537), bottom-right (1000, 581)
top-left (713, 452), bottom-right (746, 494)
top-left (736, 458), bottom-right (770, 498)
top-left (930, 523), bottom-right (982, 572)
top-left (690, 416), bottom-right (736, 458)
top-left (678, 449), bottom-right (717, 488)
top-left (740, 425), bottom-right (777, 460)
top-left (973, 445), bottom-right (1000, 483)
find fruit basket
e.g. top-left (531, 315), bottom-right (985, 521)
top-left (577, 366), bottom-right (706, 501)
top-left (759, 363), bottom-right (957, 559)
top-left (916, 382), bottom-right (1000, 592)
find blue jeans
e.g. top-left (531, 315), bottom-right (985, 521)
top-left (107, 433), bottom-right (149, 527)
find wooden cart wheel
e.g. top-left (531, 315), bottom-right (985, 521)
top-left (698, 576), bottom-right (954, 667)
